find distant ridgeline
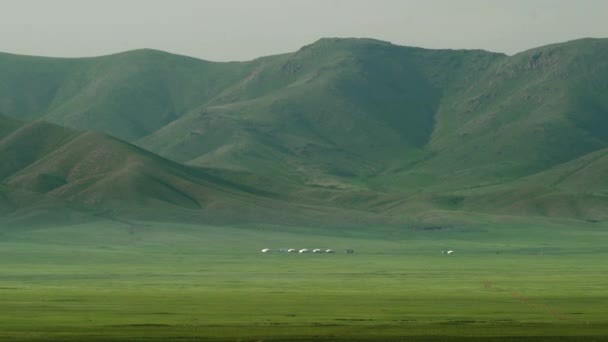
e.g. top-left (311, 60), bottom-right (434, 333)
top-left (0, 37), bottom-right (607, 223)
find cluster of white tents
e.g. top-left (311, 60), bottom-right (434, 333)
top-left (261, 248), bottom-right (336, 254)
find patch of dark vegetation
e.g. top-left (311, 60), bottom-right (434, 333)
top-left (329, 169), bottom-right (357, 178)
top-left (148, 312), bottom-right (176, 315)
top-left (433, 195), bottom-right (466, 209)
top-left (423, 226), bottom-right (445, 231)
top-left (437, 319), bottom-right (523, 326)
top-left (281, 61), bottom-right (301, 74)
top-left (509, 247), bottom-right (562, 255)
top-left (192, 167), bottom-right (281, 198)
top-left (440, 320), bottom-right (480, 325)
top-left (32, 173), bottom-right (67, 193)
top-left (457, 229), bottom-right (488, 233)
top-left (92, 210), bottom-right (152, 229)
top-left (108, 324), bottom-right (172, 328)
top-left (415, 225), bottom-right (489, 233)
top-left (310, 322), bottom-right (342, 327)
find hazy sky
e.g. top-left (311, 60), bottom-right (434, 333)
top-left (1, 0), bottom-right (608, 61)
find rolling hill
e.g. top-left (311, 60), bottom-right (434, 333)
top-left (0, 50), bottom-right (255, 141)
top-left (0, 114), bottom-right (391, 226)
top-left (1, 38), bottom-right (607, 222)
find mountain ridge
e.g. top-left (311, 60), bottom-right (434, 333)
top-left (0, 114), bottom-right (398, 226)
top-left (1, 37), bottom-right (607, 222)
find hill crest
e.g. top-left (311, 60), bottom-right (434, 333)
top-left (1, 37), bottom-right (608, 222)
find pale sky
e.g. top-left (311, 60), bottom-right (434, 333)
top-left (1, 0), bottom-right (608, 61)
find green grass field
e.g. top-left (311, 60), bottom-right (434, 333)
top-left (1, 218), bottom-right (607, 341)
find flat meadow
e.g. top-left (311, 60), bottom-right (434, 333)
top-left (0, 218), bottom-right (607, 341)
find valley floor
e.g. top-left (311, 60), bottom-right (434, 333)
top-left (0, 219), bottom-right (607, 341)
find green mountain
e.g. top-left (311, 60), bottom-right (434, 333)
top-left (0, 114), bottom-right (389, 226)
top-left (0, 50), bottom-right (254, 141)
top-left (1, 38), bottom-right (607, 221)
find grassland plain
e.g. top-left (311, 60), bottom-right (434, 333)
top-left (0, 218), bottom-right (606, 341)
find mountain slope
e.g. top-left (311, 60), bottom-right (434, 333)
top-left (0, 39), bottom-right (505, 189)
top-left (1, 38), bottom-right (608, 221)
top-left (0, 115), bottom-right (231, 209)
top-left (403, 38), bottom-right (608, 190)
top-left (0, 50), bottom-right (256, 141)
top-left (466, 147), bottom-right (608, 219)
top-left (137, 39), bottom-right (505, 189)
top-left (0, 114), bottom-right (393, 225)
top-left (144, 38), bottom-right (608, 195)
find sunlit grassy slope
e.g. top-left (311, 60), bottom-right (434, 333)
top-left (1, 38), bottom-right (608, 221)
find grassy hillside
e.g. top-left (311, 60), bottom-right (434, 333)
top-left (137, 39), bottom-right (492, 187)
top-left (0, 50), bottom-right (255, 141)
top-left (1, 38), bottom-right (608, 221)
top-left (402, 38), bottom-right (608, 190)
top-left (454, 148), bottom-right (608, 220)
top-left (0, 114), bottom-right (397, 226)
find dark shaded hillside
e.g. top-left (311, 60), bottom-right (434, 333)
top-left (0, 114), bottom-right (391, 225)
top-left (0, 115), bottom-right (221, 209)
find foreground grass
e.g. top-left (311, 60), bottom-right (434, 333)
top-left (0, 219), bottom-right (607, 341)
